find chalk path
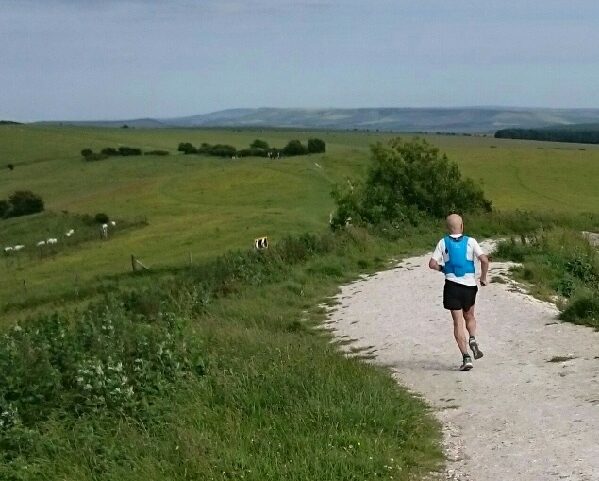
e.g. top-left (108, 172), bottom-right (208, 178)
top-left (327, 242), bottom-right (599, 481)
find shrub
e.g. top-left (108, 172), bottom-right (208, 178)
top-left (177, 142), bottom-right (198, 154)
top-left (144, 150), bottom-right (170, 156)
top-left (330, 137), bottom-right (492, 228)
top-left (7, 191), bottom-right (44, 217)
top-left (250, 139), bottom-right (269, 149)
top-left (0, 298), bottom-right (193, 428)
top-left (0, 200), bottom-right (10, 218)
top-left (94, 213), bottom-right (109, 224)
top-left (118, 147), bottom-right (142, 156)
top-left (283, 140), bottom-right (308, 156)
top-left (84, 152), bottom-right (109, 161)
top-left (7, 164), bottom-right (14, 170)
top-left (237, 148), bottom-right (269, 158)
top-left (561, 289), bottom-right (599, 326)
top-left (495, 228), bottom-right (599, 325)
top-left (307, 138), bottom-right (326, 153)
top-left (81, 148), bottom-right (93, 158)
top-left (101, 147), bottom-right (120, 156)
top-left (209, 144), bottom-right (237, 157)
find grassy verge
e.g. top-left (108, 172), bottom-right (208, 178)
top-left (0, 228), bottom-right (444, 481)
top-left (495, 228), bottom-right (599, 328)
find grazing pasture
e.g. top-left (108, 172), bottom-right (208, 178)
top-left (1, 125), bottom-right (598, 313)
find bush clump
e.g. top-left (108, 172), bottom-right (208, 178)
top-left (237, 148), bottom-right (270, 158)
top-left (81, 147), bottom-right (143, 160)
top-left (94, 213), bottom-right (110, 224)
top-left (0, 190), bottom-right (44, 219)
top-left (283, 139), bottom-right (308, 156)
top-left (118, 147), bottom-right (142, 156)
top-left (561, 290), bottom-right (599, 326)
top-left (83, 152), bottom-right (109, 161)
top-left (250, 139), bottom-right (269, 149)
top-left (204, 144), bottom-right (237, 157)
top-left (0, 298), bottom-right (193, 431)
top-left (144, 150), bottom-right (170, 156)
top-left (330, 137), bottom-right (492, 229)
top-left (495, 229), bottom-right (599, 325)
top-left (307, 138), bottom-right (326, 153)
top-left (177, 142), bottom-right (198, 154)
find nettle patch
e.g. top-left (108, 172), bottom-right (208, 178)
top-left (0, 297), bottom-right (200, 459)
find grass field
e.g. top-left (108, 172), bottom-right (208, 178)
top-left (1, 125), bottom-right (598, 315)
top-left (1, 124), bottom-right (598, 480)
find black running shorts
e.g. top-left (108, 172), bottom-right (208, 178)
top-left (443, 280), bottom-right (478, 311)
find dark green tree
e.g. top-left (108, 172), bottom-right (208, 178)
top-left (94, 212), bottom-right (109, 224)
top-left (331, 137), bottom-right (491, 228)
top-left (8, 190), bottom-right (44, 217)
top-left (177, 142), bottom-right (198, 154)
top-left (250, 139), bottom-right (269, 149)
top-left (283, 140), bottom-right (308, 156)
top-left (307, 138), bottom-right (326, 153)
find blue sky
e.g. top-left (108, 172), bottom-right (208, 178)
top-left (2, 0), bottom-right (599, 121)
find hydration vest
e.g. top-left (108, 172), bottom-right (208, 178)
top-left (443, 235), bottom-right (475, 277)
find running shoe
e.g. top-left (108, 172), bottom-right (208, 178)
top-left (469, 338), bottom-right (484, 360)
top-left (460, 356), bottom-right (473, 371)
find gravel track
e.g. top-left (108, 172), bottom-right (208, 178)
top-left (328, 242), bottom-right (599, 481)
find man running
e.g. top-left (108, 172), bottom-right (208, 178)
top-left (429, 214), bottom-right (489, 371)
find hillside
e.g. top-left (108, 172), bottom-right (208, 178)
top-left (1, 125), bottom-right (598, 314)
top-left (35, 107), bottom-right (599, 133)
top-left (36, 118), bottom-right (167, 129)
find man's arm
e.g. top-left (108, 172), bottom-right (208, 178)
top-left (471, 239), bottom-right (489, 286)
top-left (429, 240), bottom-right (445, 272)
top-left (429, 257), bottom-right (444, 272)
top-left (478, 254), bottom-right (489, 286)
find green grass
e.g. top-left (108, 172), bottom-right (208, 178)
top-left (1, 126), bottom-right (598, 315)
top-left (0, 229), bottom-right (443, 481)
top-left (495, 229), bottom-right (599, 328)
top-left (1, 125), bottom-right (599, 479)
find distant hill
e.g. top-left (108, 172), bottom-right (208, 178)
top-left (158, 107), bottom-right (599, 132)
top-left (36, 118), bottom-right (167, 129)
top-left (495, 123), bottom-right (599, 144)
top-left (0, 120), bottom-right (22, 125)
top-left (35, 107), bottom-right (599, 133)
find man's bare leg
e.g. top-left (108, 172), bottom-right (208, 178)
top-left (451, 310), bottom-right (473, 370)
top-left (450, 310), bottom-right (468, 354)
top-left (464, 305), bottom-right (483, 359)
top-left (463, 305), bottom-right (477, 338)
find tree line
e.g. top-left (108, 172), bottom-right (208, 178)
top-left (177, 138), bottom-right (326, 158)
top-left (494, 127), bottom-right (599, 144)
top-left (80, 138), bottom-right (326, 161)
top-left (81, 147), bottom-right (169, 161)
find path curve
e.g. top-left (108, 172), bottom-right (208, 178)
top-left (327, 242), bottom-right (599, 481)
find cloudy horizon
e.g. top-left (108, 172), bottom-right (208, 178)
top-left (2, 0), bottom-right (599, 122)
